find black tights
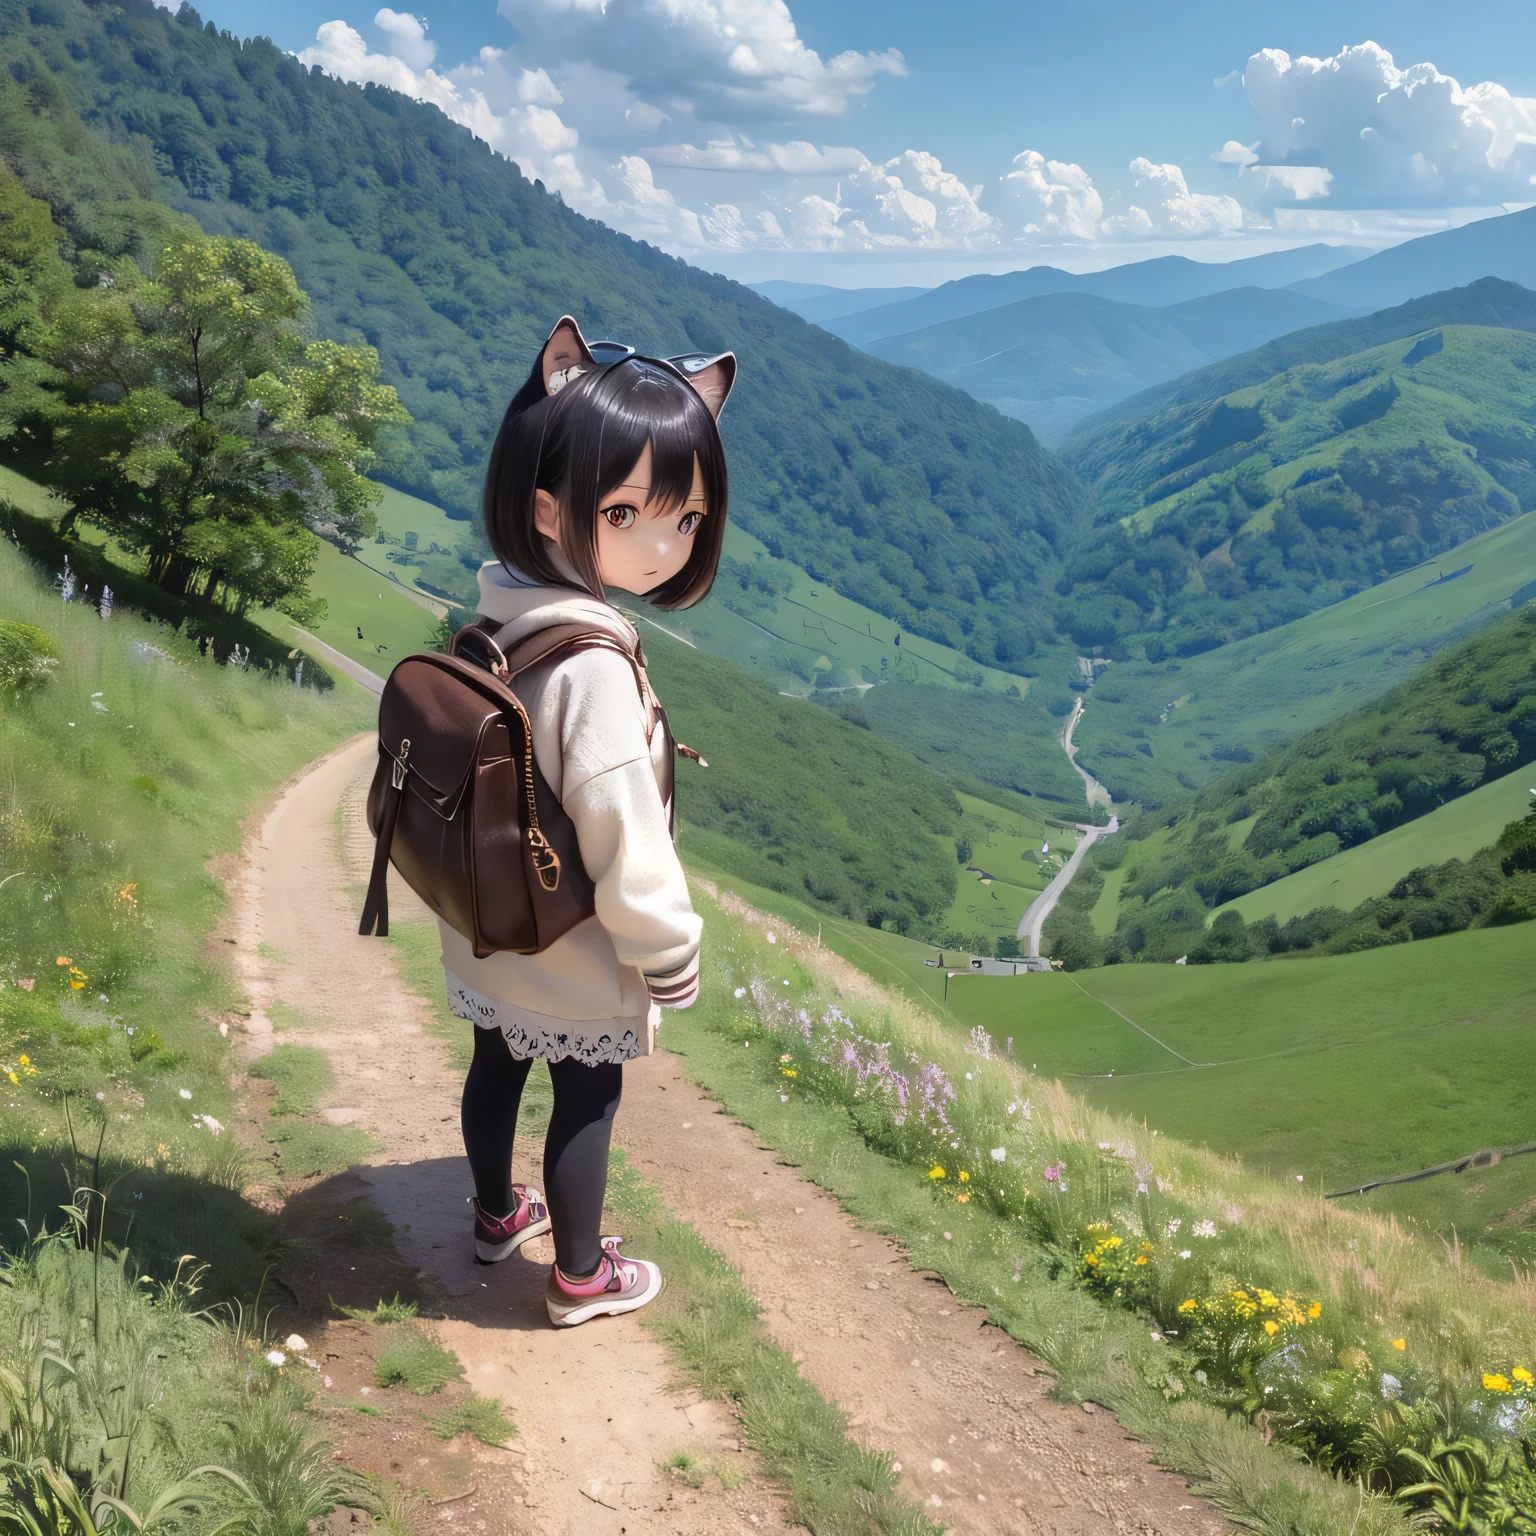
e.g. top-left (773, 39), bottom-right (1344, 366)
top-left (460, 1026), bottom-right (622, 1277)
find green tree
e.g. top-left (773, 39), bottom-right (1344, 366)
top-left (0, 233), bottom-right (408, 620)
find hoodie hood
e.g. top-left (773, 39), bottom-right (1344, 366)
top-left (476, 560), bottom-right (639, 653)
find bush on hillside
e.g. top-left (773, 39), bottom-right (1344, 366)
top-left (0, 617), bottom-right (57, 696)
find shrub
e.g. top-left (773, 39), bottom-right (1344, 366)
top-left (0, 619), bottom-right (58, 697)
top-left (373, 1325), bottom-right (464, 1395)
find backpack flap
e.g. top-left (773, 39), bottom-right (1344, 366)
top-left (377, 656), bottom-right (502, 822)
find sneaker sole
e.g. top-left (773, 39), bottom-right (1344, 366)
top-left (473, 1211), bottom-right (553, 1265)
top-left (546, 1261), bottom-right (664, 1327)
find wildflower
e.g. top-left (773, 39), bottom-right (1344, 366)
top-left (5, 1072), bottom-right (15, 1087)
top-left (178, 1088), bottom-right (192, 1100)
top-left (1192, 1220), bottom-right (1217, 1238)
top-left (1512, 1366), bottom-right (1533, 1387)
top-left (1391, 1338), bottom-right (1406, 1351)
top-left (1484, 1374), bottom-right (1512, 1394)
top-left (1307, 1303), bottom-right (1321, 1320)
top-left (95, 1091), bottom-right (104, 1101)
top-left (734, 987), bottom-right (746, 999)
top-left (56, 957), bottom-right (71, 966)
top-left (781, 1069), bottom-right (797, 1079)
top-left (780, 1054), bottom-right (792, 1063)
top-left (1177, 1299), bottom-right (1197, 1314)
top-left (1179, 1250), bottom-right (1191, 1259)
top-left (766, 932), bottom-right (776, 944)
top-left (1264, 1321), bottom-right (1280, 1337)
top-left (265, 1350), bottom-right (287, 1368)
top-left (958, 1171), bottom-right (969, 1182)
top-left (928, 1166), bottom-right (946, 1180)
top-left (779, 1094), bottom-right (788, 1102)
top-left (1134, 1255), bottom-right (1148, 1266)
top-left (1164, 1218), bottom-right (1182, 1236)
top-left (157, 1143), bottom-right (169, 1157)
top-left (15, 979), bottom-right (33, 991)
top-left (990, 1147), bottom-right (1006, 1163)
top-left (956, 1192), bottom-right (970, 1203)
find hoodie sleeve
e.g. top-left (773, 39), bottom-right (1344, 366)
top-left (553, 650), bottom-right (701, 1007)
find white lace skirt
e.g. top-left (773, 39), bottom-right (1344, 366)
top-left (444, 972), bottom-right (654, 1066)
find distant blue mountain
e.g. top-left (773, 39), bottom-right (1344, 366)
top-left (830, 243), bottom-right (1369, 348)
top-left (1288, 205), bottom-right (1536, 308)
top-left (864, 285), bottom-right (1358, 444)
top-left (750, 280), bottom-right (931, 325)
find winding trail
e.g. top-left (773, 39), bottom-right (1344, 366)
top-left (1016, 817), bottom-right (1118, 959)
top-left (231, 736), bottom-right (1219, 1533)
top-left (1062, 697), bottom-right (1112, 811)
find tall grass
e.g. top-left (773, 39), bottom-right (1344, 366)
top-left (0, 533), bottom-right (369, 1290)
top-left (674, 888), bottom-right (1536, 1532)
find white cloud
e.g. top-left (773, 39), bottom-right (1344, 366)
top-left (1239, 42), bottom-right (1536, 206)
top-left (497, 0), bottom-right (906, 119)
top-left (1102, 158), bottom-right (1244, 238)
top-left (374, 9), bottom-right (434, 71)
top-left (1211, 140), bottom-right (1259, 169)
top-left (647, 139), bottom-right (867, 173)
top-left (998, 150), bottom-right (1103, 241)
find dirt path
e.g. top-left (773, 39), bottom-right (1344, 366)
top-left (233, 736), bottom-right (1221, 1535)
top-left (1061, 698), bottom-right (1112, 811)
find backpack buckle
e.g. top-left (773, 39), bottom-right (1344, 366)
top-left (527, 827), bottom-right (562, 891)
top-left (391, 737), bottom-right (412, 790)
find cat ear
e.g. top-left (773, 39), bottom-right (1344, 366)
top-left (539, 315), bottom-right (597, 396)
top-left (680, 353), bottom-right (736, 419)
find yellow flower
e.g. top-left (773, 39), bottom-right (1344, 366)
top-left (17, 1055), bottom-right (27, 1066)
top-left (1512, 1366), bottom-right (1533, 1387)
top-left (956, 1191), bottom-right (970, 1203)
top-left (1178, 1299), bottom-right (1197, 1314)
top-left (1483, 1374), bottom-right (1512, 1394)
top-left (928, 1166), bottom-right (946, 1180)
top-left (1264, 1321), bottom-right (1280, 1337)
top-left (958, 1171), bottom-right (970, 1182)
top-left (1307, 1303), bottom-right (1322, 1320)
top-left (6, 1071), bottom-right (17, 1086)
top-left (1084, 1254), bottom-right (1099, 1268)
top-left (781, 1068), bottom-right (797, 1078)
top-left (56, 956), bottom-right (71, 966)
top-left (1391, 1338), bottom-right (1406, 1352)
top-left (70, 981), bottom-right (84, 990)
top-left (1134, 1255), bottom-right (1148, 1266)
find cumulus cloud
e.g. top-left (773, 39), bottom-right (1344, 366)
top-left (998, 150), bottom-right (1104, 241)
top-left (1238, 42), bottom-right (1536, 206)
top-left (497, 0), bottom-right (906, 119)
top-left (374, 8), bottom-right (434, 71)
top-left (1101, 158), bottom-right (1244, 238)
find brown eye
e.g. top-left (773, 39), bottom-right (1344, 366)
top-left (602, 505), bottom-right (637, 529)
top-left (678, 511), bottom-right (702, 536)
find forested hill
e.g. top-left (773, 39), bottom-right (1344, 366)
top-left (0, 0), bottom-right (1087, 671)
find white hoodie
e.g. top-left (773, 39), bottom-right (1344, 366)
top-left (438, 560), bottom-right (701, 1065)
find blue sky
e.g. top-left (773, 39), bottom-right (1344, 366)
top-left (192, 0), bottom-right (1536, 285)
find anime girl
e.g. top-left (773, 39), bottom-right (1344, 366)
top-left (443, 316), bottom-right (734, 1327)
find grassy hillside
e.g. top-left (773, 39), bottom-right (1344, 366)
top-left (641, 627), bottom-right (964, 936)
top-left (1094, 603), bottom-right (1536, 955)
top-left (865, 286), bottom-right (1352, 444)
top-left (946, 920), bottom-right (1536, 1252)
top-left (1055, 324), bottom-right (1536, 658)
top-left (0, 0), bottom-right (1088, 671)
top-left (0, 529), bottom-right (370, 1285)
top-left (1065, 276), bottom-right (1536, 456)
top-left (1075, 506), bottom-right (1536, 804)
top-left (1212, 765), bottom-right (1535, 926)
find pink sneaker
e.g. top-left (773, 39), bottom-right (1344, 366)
top-left (545, 1235), bottom-right (663, 1327)
top-left (472, 1186), bottom-right (551, 1263)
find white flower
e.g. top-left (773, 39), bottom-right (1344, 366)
top-left (285, 1333), bottom-right (308, 1351)
top-left (1296, 1174), bottom-right (1304, 1182)
top-left (990, 1147), bottom-right (1006, 1163)
top-left (779, 1093), bottom-right (789, 1102)
top-left (734, 987), bottom-right (746, 999)
top-left (1179, 1249), bottom-right (1192, 1259)
top-left (178, 1089), bottom-right (192, 1100)
top-left (265, 1350), bottom-right (286, 1367)
top-left (1192, 1220), bottom-right (1218, 1238)
top-left (95, 1092), bottom-right (105, 1101)
top-left (964, 1071), bottom-right (972, 1080)
top-left (1164, 1218), bottom-right (1182, 1236)
top-left (766, 932), bottom-right (777, 944)
top-left (1098, 1141), bottom-right (1112, 1150)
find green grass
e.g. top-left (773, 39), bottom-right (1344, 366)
top-left (1212, 765), bottom-right (1536, 925)
top-left (661, 894), bottom-right (1433, 1534)
top-left (253, 538), bottom-right (441, 678)
top-left (373, 1323), bottom-right (465, 1395)
top-left (942, 791), bottom-right (1071, 939)
top-left (426, 1394), bottom-right (516, 1446)
top-left (604, 1151), bottom-right (940, 1536)
top-left (942, 922), bottom-right (1536, 1247)
top-left (248, 1042), bottom-right (377, 1179)
top-left (0, 529), bottom-right (368, 1291)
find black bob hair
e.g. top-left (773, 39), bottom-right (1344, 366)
top-left (483, 359), bottom-right (729, 610)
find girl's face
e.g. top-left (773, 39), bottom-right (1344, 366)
top-left (536, 440), bottom-right (708, 596)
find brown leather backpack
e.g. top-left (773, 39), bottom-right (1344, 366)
top-left (358, 620), bottom-right (675, 958)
